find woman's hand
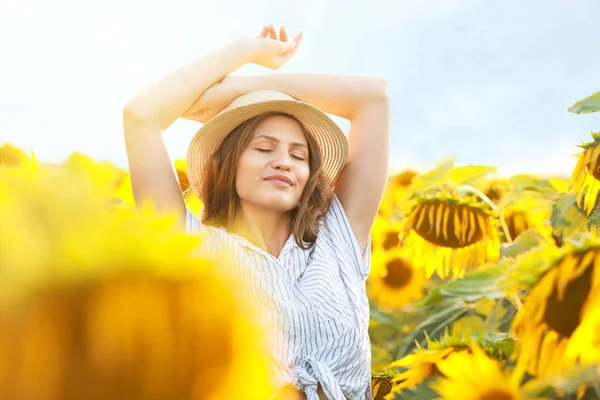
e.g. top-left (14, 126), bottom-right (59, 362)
top-left (182, 75), bottom-right (249, 123)
top-left (240, 25), bottom-right (303, 70)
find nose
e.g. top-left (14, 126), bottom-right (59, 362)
top-left (271, 152), bottom-right (293, 171)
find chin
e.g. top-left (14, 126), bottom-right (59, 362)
top-left (251, 192), bottom-right (298, 212)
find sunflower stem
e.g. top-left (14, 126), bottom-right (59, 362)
top-left (457, 185), bottom-right (513, 243)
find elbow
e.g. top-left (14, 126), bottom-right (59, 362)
top-left (123, 102), bottom-right (153, 124)
top-left (370, 77), bottom-right (389, 103)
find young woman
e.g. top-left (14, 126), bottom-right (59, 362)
top-left (123, 25), bottom-right (389, 400)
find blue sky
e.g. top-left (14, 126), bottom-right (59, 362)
top-left (0, 0), bottom-right (598, 177)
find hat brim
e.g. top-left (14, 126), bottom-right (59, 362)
top-left (186, 98), bottom-right (348, 200)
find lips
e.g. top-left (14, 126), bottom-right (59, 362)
top-left (264, 175), bottom-right (293, 186)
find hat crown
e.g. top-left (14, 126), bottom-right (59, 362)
top-left (225, 90), bottom-right (297, 111)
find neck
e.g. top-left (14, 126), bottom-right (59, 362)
top-left (229, 201), bottom-right (293, 258)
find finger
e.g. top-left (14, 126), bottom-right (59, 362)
top-left (268, 24), bottom-right (277, 40)
top-left (257, 26), bottom-right (268, 39)
top-left (294, 31), bottom-right (304, 48)
top-left (280, 26), bottom-right (288, 42)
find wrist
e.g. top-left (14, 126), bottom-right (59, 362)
top-left (227, 37), bottom-right (256, 65)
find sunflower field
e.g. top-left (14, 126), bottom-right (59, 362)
top-left (1, 91), bottom-right (599, 400)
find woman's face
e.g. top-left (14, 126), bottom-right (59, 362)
top-left (235, 115), bottom-right (310, 212)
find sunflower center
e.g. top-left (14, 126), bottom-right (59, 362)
top-left (542, 252), bottom-right (595, 338)
top-left (412, 202), bottom-right (485, 248)
top-left (384, 258), bottom-right (413, 288)
top-left (505, 211), bottom-right (530, 241)
top-left (382, 231), bottom-right (401, 250)
top-left (478, 389), bottom-right (516, 400)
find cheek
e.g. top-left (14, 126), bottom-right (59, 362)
top-left (297, 164), bottom-right (311, 187)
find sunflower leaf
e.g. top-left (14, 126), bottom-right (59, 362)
top-left (396, 302), bottom-right (473, 358)
top-left (508, 174), bottom-right (559, 197)
top-left (568, 91), bottom-right (600, 114)
top-left (417, 266), bottom-right (505, 306)
top-left (587, 203), bottom-right (600, 231)
top-left (449, 165), bottom-right (497, 186)
top-left (550, 192), bottom-right (588, 245)
top-left (523, 364), bottom-right (600, 398)
top-left (499, 229), bottom-right (546, 258)
top-left (405, 157), bottom-right (455, 196)
top-left (387, 378), bottom-right (439, 400)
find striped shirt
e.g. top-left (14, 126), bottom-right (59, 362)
top-left (185, 194), bottom-right (373, 400)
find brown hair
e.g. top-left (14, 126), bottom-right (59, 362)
top-left (199, 112), bottom-right (333, 250)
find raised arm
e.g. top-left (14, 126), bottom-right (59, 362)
top-left (122, 26), bottom-right (301, 229)
top-left (186, 72), bottom-right (389, 253)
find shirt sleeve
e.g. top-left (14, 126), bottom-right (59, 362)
top-left (323, 194), bottom-right (372, 281)
top-left (185, 207), bottom-right (204, 235)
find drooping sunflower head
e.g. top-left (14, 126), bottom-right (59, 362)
top-left (501, 196), bottom-right (554, 244)
top-left (404, 194), bottom-right (501, 278)
top-left (569, 131), bottom-right (600, 216)
top-left (368, 248), bottom-right (427, 309)
top-left (484, 179), bottom-right (510, 204)
top-left (511, 237), bottom-right (600, 380)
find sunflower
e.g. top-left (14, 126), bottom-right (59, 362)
top-left (378, 169), bottom-right (418, 219)
top-left (0, 142), bottom-right (29, 167)
top-left (403, 194), bottom-right (501, 278)
top-left (510, 237), bottom-right (600, 381)
top-left (371, 373), bottom-right (395, 400)
top-left (368, 248), bottom-right (427, 308)
top-left (569, 131), bottom-right (600, 216)
top-left (386, 347), bottom-right (461, 394)
top-left (501, 198), bottom-right (553, 244)
top-left (371, 215), bottom-right (405, 252)
top-left (385, 331), bottom-right (513, 398)
top-left (431, 345), bottom-right (539, 400)
top-left (0, 163), bottom-right (275, 400)
top-left (484, 179), bottom-right (510, 205)
top-left (174, 159), bottom-right (204, 215)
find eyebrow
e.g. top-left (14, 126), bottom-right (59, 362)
top-left (252, 134), bottom-right (308, 149)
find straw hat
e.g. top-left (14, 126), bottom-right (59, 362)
top-left (186, 90), bottom-right (348, 199)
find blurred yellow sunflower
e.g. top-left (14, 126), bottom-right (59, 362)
top-left (511, 237), bottom-right (600, 381)
top-left (368, 248), bottom-right (427, 308)
top-left (484, 179), bottom-right (510, 205)
top-left (0, 142), bottom-right (29, 167)
top-left (0, 162), bottom-right (275, 400)
top-left (431, 345), bottom-right (540, 400)
top-left (174, 158), bottom-right (204, 216)
top-left (569, 131), bottom-right (600, 216)
top-left (378, 169), bottom-right (418, 219)
top-left (403, 195), bottom-right (500, 278)
top-left (501, 198), bottom-right (553, 244)
top-left (371, 215), bottom-right (405, 252)
top-left (386, 347), bottom-right (461, 395)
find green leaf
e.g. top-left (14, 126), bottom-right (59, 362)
top-left (388, 379), bottom-right (438, 400)
top-left (550, 192), bottom-right (588, 244)
top-left (406, 157), bottom-right (455, 195)
top-left (523, 364), bottom-right (600, 398)
top-left (568, 91), bottom-right (600, 114)
top-left (449, 165), bottom-right (497, 186)
top-left (370, 306), bottom-right (402, 327)
top-left (499, 229), bottom-right (546, 258)
top-left (418, 265), bottom-right (505, 306)
top-left (508, 175), bottom-right (559, 197)
top-left (588, 204), bottom-right (600, 230)
top-left (396, 302), bottom-right (473, 358)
